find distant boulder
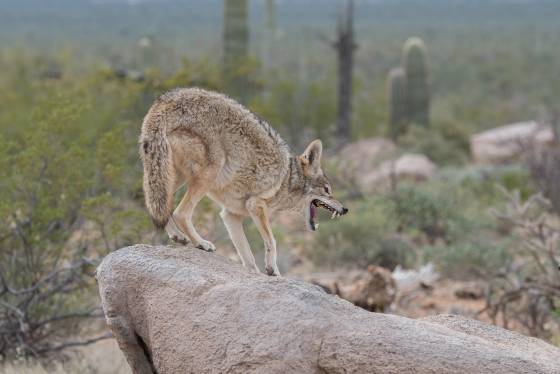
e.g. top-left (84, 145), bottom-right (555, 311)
top-left (470, 121), bottom-right (554, 164)
top-left (338, 137), bottom-right (397, 176)
top-left (363, 153), bottom-right (436, 189)
top-left (337, 138), bottom-right (436, 191)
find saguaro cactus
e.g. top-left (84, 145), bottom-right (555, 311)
top-left (387, 67), bottom-right (407, 140)
top-left (223, 0), bottom-right (249, 101)
top-left (402, 37), bottom-right (430, 127)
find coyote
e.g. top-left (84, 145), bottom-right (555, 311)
top-left (139, 88), bottom-right (347, 276)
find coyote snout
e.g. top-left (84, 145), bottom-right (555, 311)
top-left (296, 139), bottom-right (348, 232)
top-left (140, 88), bottom-right (348, 276)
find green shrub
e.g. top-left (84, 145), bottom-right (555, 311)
top-left (440, 164), bottom-right (534, 209)
top-left (398, 124), bottom-right (469, 166)
top-left (0, 92), bottom-right (100, 358)
top-left (0, 71), bottom-right (155, 359)
top-left (423, 238), bottom-right (511, 279)
top-left (388, 185), bottom-right (473, 243)
top-left (309, 197), bottom-right (415, 269)
top-left (249, 77), bottom-right (336, 147)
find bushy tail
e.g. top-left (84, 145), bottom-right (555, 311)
top-left (140, 125), bottom-right (173, 229)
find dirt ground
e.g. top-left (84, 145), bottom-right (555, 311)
top-left (394, 278), bottom-right (487, 320)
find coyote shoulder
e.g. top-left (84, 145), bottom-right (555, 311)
top-left (140, 88), bottom-right (347, 275)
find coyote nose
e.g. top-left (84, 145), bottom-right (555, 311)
top-left (341, 207), bottom-right (348, 215)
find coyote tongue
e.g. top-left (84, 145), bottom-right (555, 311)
top-left (310, 203), bottom-right (317, 230)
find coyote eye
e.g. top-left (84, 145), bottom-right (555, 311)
top-left (324, 185), bottom-right (331, 195)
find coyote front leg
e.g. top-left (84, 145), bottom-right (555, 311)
top-left (220, 209), bottom-right (259, 272)
top-left (246, 197), bottom-right (280, 276)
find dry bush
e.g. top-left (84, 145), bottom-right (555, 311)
top-left (484, 187), bottom-right (560, 338)
top-left (0, 94), bottom-right (114, 362)
top-left (525, 141), bottom-right (560, 215)
top-left (0, 254), bottom-right (110, 360)
top-left (1, 338), bottom-right (130, 374)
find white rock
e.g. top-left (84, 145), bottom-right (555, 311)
top-left (337, 138), bottom-right (436, 191)
top-left (362, 153), bottom-right (437, 190)
top-left (471, 121), bottom-right (554, 164)
top-left (338, 137), bottom-right (396, 176)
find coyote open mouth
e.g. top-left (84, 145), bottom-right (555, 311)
top-left (309, 198), bottom-right (347, 231)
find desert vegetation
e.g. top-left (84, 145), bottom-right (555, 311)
top-left (1, 0), bottom-right (560, 371)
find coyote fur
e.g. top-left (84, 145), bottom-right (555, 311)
top-left (140, 88), bottom-right (347, 275)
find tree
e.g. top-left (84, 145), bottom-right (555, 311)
top-left (333, 0), bottom-right (356, 145)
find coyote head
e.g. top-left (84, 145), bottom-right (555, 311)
top-left (297, 140), bottom-right (348, 231)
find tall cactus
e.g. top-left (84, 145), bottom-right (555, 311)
top-left (387, 67), bottom-right (407, 140)
top-left (402, 37), bottom-right (430, 127)
top-left (223, 0), bottom-right (249, 102)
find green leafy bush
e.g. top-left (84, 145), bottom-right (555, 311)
top-left (388, 185), bottom-right (473, 243)
top-left (423, 238), bottom-right (510, 279)
top-left (398, 123), bottom-right (469, 166)
top-left (309, 197), bottom-right (415, 270)
top-left (0, 69), bottom-right (154, 359)
top-left (0, 91), bottom-right (102, 358)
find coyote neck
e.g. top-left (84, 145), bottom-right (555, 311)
top-left (287, 155), bottom-right (305, 192)
top-left (267, 155), bottom-right (305, 212)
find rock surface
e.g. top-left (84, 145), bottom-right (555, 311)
top-left (97, 245), bottom-right (560, 374)
top-left (470, 121), bottom-right (554, 164)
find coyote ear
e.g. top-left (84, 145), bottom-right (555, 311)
top-left (300, 139), bottom-right (323, 171)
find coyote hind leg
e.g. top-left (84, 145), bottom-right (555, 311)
top-left (165, 180), bottom-right (189, 245)
top-left (165, 216), bottom-right (189, 245)
top-left (173, 180), bottom-right (216, 252)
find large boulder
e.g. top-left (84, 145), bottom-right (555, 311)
top-left (470, 121), bottom-right (554, 164)
top-left (97, 245), bottom-right (560, 374)
top-left (338, 137), bottom-right (397, 177)
top-left (337, 138), bottom-right (436, 191)
top-left (361, 153), bottom-right (436, 189)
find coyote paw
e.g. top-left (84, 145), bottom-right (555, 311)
top-left (265, 265), bottom-right (281, 277)
top-left (196, 240), bottom-right (216, 252)
top-left (170, 235), bottom-right (189, 246)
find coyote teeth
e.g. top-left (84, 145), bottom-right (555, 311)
top-left (331, 211), bottom-right (336, 219)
